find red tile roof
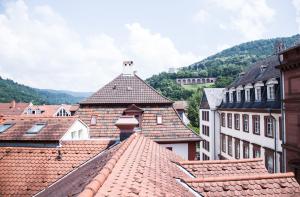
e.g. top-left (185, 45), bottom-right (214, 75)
top-left (179, 158), bottom-right (268, 178)
top-left (80, 74), bottom-right (173, 104)
top-left (76, 106), bottom-right (200, 141)
top-left (0, 102), bottom-right (30, 116)
top-left (23, 104), bottom-right (78, 117)
top-left (79, 133), bottom-right (193, 197)
top-left (173, 100), bottom-right (188, 110)
top-left (0, 116), bottom-right (79, 141)
top-left (184, 172), bottom-right (300, 196)
top-left (0, 140), bottom-right (112, 196)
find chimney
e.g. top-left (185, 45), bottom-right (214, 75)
top-left (122, 61), bottom-right (134, 76)
top-left (115, 115), bottom-right (139, 141)
top-left (10, 100), bottom-right (16, 109)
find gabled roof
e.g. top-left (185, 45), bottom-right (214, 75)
top-left (228, 55), bottom-right (281, 88)
top-left (80, 74), bottom-right (173, 105)
top-left (0, 102), bottom-right (30, 116)
top-left (0, 140), bottom-right (112, 196)
top-left (200, 88), bottom-right (224, 110)
top-left (23, 104), bottom-right (78, 117)
top-left (179, 158), bottom-right (268, 178)
top-left (0, 117), bottom-right (79, 142)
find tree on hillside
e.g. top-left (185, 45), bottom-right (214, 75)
top-left (187, 88), bottom-right (202, 128)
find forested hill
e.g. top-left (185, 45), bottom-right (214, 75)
top-left (146, 34), bottom-right (300, 101)
top-left (0, 76), bottom-right (85, 104)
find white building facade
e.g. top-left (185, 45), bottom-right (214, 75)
top-left (199, 88), bottom-right (224, 160)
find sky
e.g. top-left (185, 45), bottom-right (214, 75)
top-left (0, 0), bottom-right (299, 92)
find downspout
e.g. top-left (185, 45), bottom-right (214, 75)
top-left (213, 109), bottom-right (216, 160)
top-left (280, 70), bottom-right (286, 172)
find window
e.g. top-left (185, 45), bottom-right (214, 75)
top-left (221, 134), bottom-right (226, 153)
top-left (202, 125), bottom-right (209, 136)
top-left (267, 85), bottom-right (275, 100)
top-left (0, 123), bottom-right (13, 133)
top-left (229, 92), bottom-right (234, 103)
top-left (78, 129), bottom-right (82, 139)
top-left (90, 115), bottom-right (97, 125)
top-left (265, 116), bottom-right (275, 138)
top-left (245, 89), bottom-right (251, 102)
top-left (235, 139), bottom-right (240, 159)
top-left (242, 115), bottom-right (249, 132)
top-left (243, 141), bottom-right (249, 159)
top-left (236, 90), bottom-right (241, 102)
top-left (234, 114), bottom-right (240, 130)
top-left (26, 123), bottom-right (46, 134)
top-left (221, 113), bottom-right (226, 127)
top-left (223, 93), bottom-right (227, 103)
top-left (202, 111), bottom-right (209, 121)
top-left (252, 115), bottom-right (260, 135)
top-left (265, 149), bottom-right (274, 173)
top-left (253, 144), bottom-right (261, 158)
top-left (202, 153), bottom-right (210, 160)
top-left (228, 136), bottom-right (232, 156)
top-left (202, 140), bottom-right (210, 151)
top-left (57, 108), bottom-right (70, 117)
top-left (255, 87), bottom-right (262, 101)
top-left (227, 113), bottom-right (232, 128)
top-left (71, 131), bottom-right (77, 139)
top-left (157, 114), bottom-right (163, 124)
top-left (279, 117), bottom-right (282, 140)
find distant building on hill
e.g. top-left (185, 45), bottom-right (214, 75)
top-left (176, 77), bottom-right (217, 85)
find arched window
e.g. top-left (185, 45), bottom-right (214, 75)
top-left (57, 108), bottom-right (70, 117)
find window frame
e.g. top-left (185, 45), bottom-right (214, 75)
top-left (221, 134), bottom-right (226, 153)
top-left (90, 115), bottom-right (97, 126)
top-left (227, 113), bottom-right (232, 128)
top-left (245, 88), bottom-right (251, 102)
top-left (242, 114), bottom-right (249, 132)
top-left (264, 116), bottom-right (275, 138)
top-left (0, 123), bottom-right (14, 133)
top-left (255, 87), bottom-right (262, 101)
top-left (26, 122), bottom-right (46, 134)
top-left (252, 115), bottom-right (260, 135)
top-left (235, 138), bottom-right (240, 159)
top-left (221, 113), bottom-right (226, 127)
top-left (156, 114), bottom-right (163, 124)
top-left (253, 144), bottom-right (261, 158)
top-left (267, 85), bottom-right (275, 101)
top-left (228, 136), bottom-right (232, 156)
top-left (243, 141), bottom-right (250, 159)
top-left (234, 114), bottom-right (240, 130)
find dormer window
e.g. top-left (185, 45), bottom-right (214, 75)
top-left (236, 90), bottom-right (241, 103)
top-left (229, 88), bottom-right (234, 103)
top-left (223, 92), bottom-right (227, 103)
top-left (245, 89), bottom-right (250, 102)
top-left (0, 123), bottom-right (14, 133)
top-left (26, 123), bottom-right (46, 134)
top-left (156, 114), bottom-right (163, 124)
top-left (266, 78), bottom-right (278, 101)
top-left (90, 115), bottom-right (97, 125)
top-left (56, 108), bottom-right (70, 117)
top-left (255, 87), bottom-right (261, 101)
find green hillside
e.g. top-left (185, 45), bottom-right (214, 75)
top-left (0, 76), bottom-right (84, 104)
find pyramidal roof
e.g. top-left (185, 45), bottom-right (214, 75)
top-left (80, 74), bottom-right (173, 105)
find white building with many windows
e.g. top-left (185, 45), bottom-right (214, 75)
top-left (199, 88), bottom-right (224, 160)
top-left (218, 55), bottom-right (283, 173)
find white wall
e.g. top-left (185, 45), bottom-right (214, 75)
top-left (160, 143), bottom-right (188, 160)
top-left (61, 120), bottom-right (90, 140)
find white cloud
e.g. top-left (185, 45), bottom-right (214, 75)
top-left (216, 44), bottom-right (231, 51)
top-left (292, 0), bottom-right (300, 33)
top-left (193, 9), bottom-right (209, 23)
top-left (0, 0), bottom-right (200, 91)
top-left (212, 0), bottom-right (275, 40)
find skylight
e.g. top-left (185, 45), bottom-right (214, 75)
top-left (0, 123), bottom-right (13, 133)
top-left (26, 123), bottom-right (46, 134)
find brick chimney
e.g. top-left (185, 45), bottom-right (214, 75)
top-left (10, 100), bottom-right (16, 109)
top-left (115, 115), bottom-right (139, 141)
top-left (122, 61), bottom-right (135, 76)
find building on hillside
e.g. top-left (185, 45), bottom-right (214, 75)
top-left (173, 100), bottom-right (190, 125)
top-left (218, 55), bottom-right (283, 173)
top-left (0, 116), bottom-right (90, 146)
top-left (23, 104), bottom-right (79, 117)
top-left (199, 88), bottom-right (224, 160)
top-left (36, 130), bottom-right (300, 197)
top-left (0, 100), bottom-right (30, 116)
top-left (76, 61), bottom-right (201, 160)
top-left (176, 77), bottom-right (217, 85)
top-left (277, 44), bottom-right (300, 182)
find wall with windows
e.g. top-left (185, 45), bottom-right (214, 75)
top-left (160, 143), bottom-right (188, 160)
top-left (61, 120), bottom-right (90, 140)
top-left (219, 110), bottom-right (282, 173)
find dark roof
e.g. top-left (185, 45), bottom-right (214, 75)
top-left (228, 55), bottom-right (280, 88)
top-left (80, 74), bottom-right (173, 105)
top-left (0, 117), bottom-right (79, 142)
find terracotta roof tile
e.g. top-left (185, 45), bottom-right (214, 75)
top-left (80, 74), bottom-right (173, 104)
top-left (76, 106), bottom-right (200, 141)
top-left (0, 140), bottom-right (111, 196)
top-left (22, 104), bottom-right (78, 117)
top-left (179, 158), bottom-right (268, 178)
top-left (0, 102), bottom-right (30, 116)
top-left (79, 134), bottom-right (194, 197)
top-left (184, 172), bottom-right (300, 196)
top-left (0, 116), bottom-right (78, 141)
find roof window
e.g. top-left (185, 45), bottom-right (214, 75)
top-left (26, 122), bottom-right (46, 134)
top-left (0, 123), bottom-right (14, 133)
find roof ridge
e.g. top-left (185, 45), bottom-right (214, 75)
top-left (184, 172), bottom-right (295, 183)
top-left (78, 133), bottom-right (138, 197)
top-left (133, 74), bottom-right (173, 103)
top-left (179, 158), bottom-right (263, 165)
